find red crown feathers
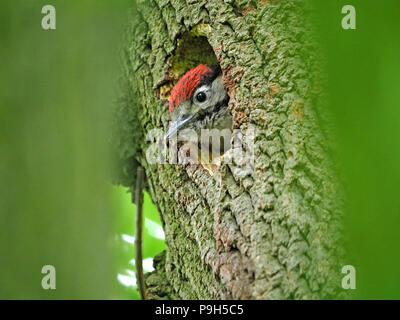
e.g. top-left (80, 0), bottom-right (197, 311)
top-left (168, 64), bottom-right (211, 113)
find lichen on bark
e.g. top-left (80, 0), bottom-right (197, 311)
top-left (113, 0), bottom-right (344, 299)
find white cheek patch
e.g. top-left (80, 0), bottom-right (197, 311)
top-left (210, 76), bottom-right (227, 106)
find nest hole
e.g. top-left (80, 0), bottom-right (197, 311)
top-left (160, 30), bottom-right (220, 101)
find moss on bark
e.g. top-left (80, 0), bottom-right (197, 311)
top-left (113, 0), bottom-right (344, 299)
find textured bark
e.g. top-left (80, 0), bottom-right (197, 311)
top-left (114, 0), bottom-right (343, 299)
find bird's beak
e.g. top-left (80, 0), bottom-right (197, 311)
top-left (164, 114), bottom-right (195, 140)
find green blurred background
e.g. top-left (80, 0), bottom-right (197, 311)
top-left (0, 0), bottom-right (164, 299)
top-left (0, 0), bottom-right (399, 299)
top-left (311, 0), bottom-right (400, 299)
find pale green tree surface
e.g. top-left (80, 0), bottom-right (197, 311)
top-left (115, 0), bottom-right (344, 299)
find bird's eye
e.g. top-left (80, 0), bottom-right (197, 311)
top-left (196, 91), bottom-right (207, 103)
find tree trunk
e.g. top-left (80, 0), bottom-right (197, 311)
top-left (114, 0), bottom-right (343, 299)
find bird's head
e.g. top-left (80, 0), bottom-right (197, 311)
top-left (164, 64), bottom-right (228, 140)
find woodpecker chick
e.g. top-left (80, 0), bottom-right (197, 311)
top-left (165, 65), bottom-right (232, 174)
